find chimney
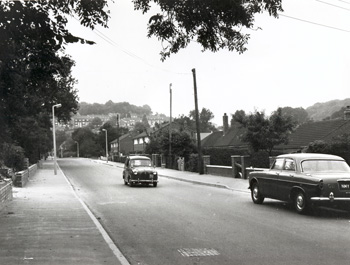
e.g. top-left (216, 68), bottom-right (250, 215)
top-left (344, 106), bottom-right (350, 120)
top-left (223, 113), bottom-right (229, 136)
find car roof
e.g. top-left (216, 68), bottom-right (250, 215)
top-left (128, 155), bottom-right (151, 160)
top-left (277, 153), bottom-right (344, 161)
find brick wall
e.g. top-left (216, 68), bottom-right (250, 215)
top-left (0, 181), bottom-right (13, 211)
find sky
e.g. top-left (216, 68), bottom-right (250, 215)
top-left (65, 0), bottom-right (350, 126)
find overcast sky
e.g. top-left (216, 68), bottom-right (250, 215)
top-left (65, 0), bottom-right (350, 126)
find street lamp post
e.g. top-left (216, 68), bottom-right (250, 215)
top-left (75, 141), bottom-right (79, 158)
top-left (52, 103), bottom-right (62, 175)
top-left (102, 129), bottom-right (108, 163)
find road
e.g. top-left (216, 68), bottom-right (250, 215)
top-left (59, 158), bottom-right (350, 265)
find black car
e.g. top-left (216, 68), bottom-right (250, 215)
top-left (123, 156), bottom-right (158, 187)
top-left (248, 153), bottom-right (350, 214)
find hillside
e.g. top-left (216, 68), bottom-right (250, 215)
top-left (306, 98), bottom-right (350, 121)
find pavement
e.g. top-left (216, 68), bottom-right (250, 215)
top-left (0, 159), bottom-right (250, 265)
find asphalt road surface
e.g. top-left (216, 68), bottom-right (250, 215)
top-left (59, 158), bottom-right (350, 265)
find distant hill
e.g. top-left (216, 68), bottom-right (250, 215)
top-left (306, 98), bottom-right (350, 121)
top-left (78, 101), bottom-right (153, 117)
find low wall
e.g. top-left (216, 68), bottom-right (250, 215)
top-left (14, 163), bottom-right (38, 187)
top-left (206, 165), bottom-right (232, 178)
top-left (206, 165), bottom-right (267, 179)
top-left (0, 181), bottom-right (13, 211)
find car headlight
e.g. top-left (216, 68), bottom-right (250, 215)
top-left (132, 169), bottom-right (138, 175)
top-left (319, 180), bottom-right (324, 190)
top-left (153, 171), bottom-right (157, 175)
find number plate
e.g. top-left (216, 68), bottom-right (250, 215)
top-left (338, 181), bottom-right (350, 191)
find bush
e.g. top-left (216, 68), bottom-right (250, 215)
top-left (0, 143), bottom-right (26, 171)
top-left (186, 154), bottom-right (199, 172)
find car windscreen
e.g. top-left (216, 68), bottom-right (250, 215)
top-left (301, 160), bottom-right (350, 173)
top-left (131, 159), bottom-right (151, 167)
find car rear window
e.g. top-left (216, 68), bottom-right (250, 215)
top-left (301, 160), bottom-right (350, 173)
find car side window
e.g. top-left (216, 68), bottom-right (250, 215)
top-left (283, 159), bottom-right (296, 171)
top-left (272, 158), bottom-right (284, 170)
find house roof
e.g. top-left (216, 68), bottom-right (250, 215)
top-left (111, 133), bottom-right (132, 143)
top-left (201, 122), bottom-right (247, 148)
top-left (279, 119), bottom-right (350, 149)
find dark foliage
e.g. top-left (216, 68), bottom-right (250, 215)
top-left (133, 0), bottom-right (283, 60)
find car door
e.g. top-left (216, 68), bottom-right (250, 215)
top-left (123, 158), bottom-right (130, 180)
top-left (276, 158), bottom-right (297, 201)
top-left (259, 158), bottom-right (284, 199)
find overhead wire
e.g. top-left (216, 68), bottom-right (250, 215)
top-left (71, 15), bottom-right (190, 76)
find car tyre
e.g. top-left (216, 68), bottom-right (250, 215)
top-left (251, 182), bottom-right (264, 204)
top-left (294, 191), bottom-right (308, 214)
top-left (153, 182), bottom-right (158, 187)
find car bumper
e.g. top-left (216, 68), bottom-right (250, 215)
top-left (130, 179), bottom-right (158, 183)
top-left (310, 197), bottom-right (350, 202)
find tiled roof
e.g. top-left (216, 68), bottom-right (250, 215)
top-left (202, 119), bottom-right (350, 150)
top-left (201, 123), bottom-right (247, 148)
top-left (279, 119), bottom-right (350, 149)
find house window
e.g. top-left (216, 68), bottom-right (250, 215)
top-left (145, 137), bottom-right (149, 143)
top-left (139, 138), bottom-right (144, 144)
top-left (134, 139), bottom-right (138, 145)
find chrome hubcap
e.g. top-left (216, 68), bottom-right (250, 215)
top-left (253, 187), bottom-right (259, 200)
top-left (296, 195), bottom-right (304, 210)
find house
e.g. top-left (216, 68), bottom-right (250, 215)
top-left (110, 133), bottom-right (134, 157)
top-left (276, 118), bottom-right (350, 153)
top-left (202, 109), bottom-right (350, 154)
top-left (201, 113), bottom-right (248, 150)
top-left (133, 131), bottom-right (150, 153)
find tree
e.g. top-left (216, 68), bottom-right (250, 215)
top-left (72, 127), bottom-right (102, 158)
top-left (142, 114), bottom-right (150, 128)
top-left (132, 122), bottom-right (149, 136)
top-left (189, 108), bottom-right (216, 132)
top-left (145, 129), bottom-right (196, 157)
top-left (90, 117), bottom-right (103, 128)
top-left (133, 0), bottom-right (283, 60)
top-left (236, 108), bottom-right (296, 155)
top-left (280, 107), bottom-right (309, 125)
top-left (0, 0), bottom-right (110, 165)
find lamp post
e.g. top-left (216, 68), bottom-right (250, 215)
top-left (52, 103), bottom-right (62, 175)
top-left (75, 141), bottom-right (79, 158)
top-left (102, 129), bottom-right (108, 163)
top-left (169, 83), bottom-right (172, 168)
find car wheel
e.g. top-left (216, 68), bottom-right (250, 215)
top-left (251, 182), bottom-right (264, 204)
top-left (128, 177), bottom-right (134, 187)
top-left (294, 191), bottom-right (308, 214)
top-left (153, 182), bottom-right (158, 187)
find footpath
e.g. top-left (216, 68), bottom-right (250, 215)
top-left (0, 159), bottom-right (250, 265)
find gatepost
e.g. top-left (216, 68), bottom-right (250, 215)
top-left (202, 155), bottom-right (210, 174)
top-left (231, 155), bottom-right (241, 178)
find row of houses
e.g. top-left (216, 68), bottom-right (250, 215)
top-left (109, 107), bottom-right (350, 159)
top-left (56, 113), bottom-right (169, 130)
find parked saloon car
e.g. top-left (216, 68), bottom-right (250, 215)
top-left (123, 156), bottom-right (158, 187)
top-left (248, 153), bottom-right (350, 214)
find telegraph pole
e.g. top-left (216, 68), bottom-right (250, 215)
top-left (192, 69), bottom-right (204, 174)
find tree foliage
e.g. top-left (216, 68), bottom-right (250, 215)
top-left (174, 107), bottom-right (217, 132)
top-left (304, 134), bottom-right (350, 164)
top-left (234, 108), bottom-right (296, 154)
top-left (133, 0), bottom-right (283, 60)
top-left (0, 0), bottom-right (110, 165)
top-left (78, 101), bottom-right (153, 116)
top-left (280, 107), bottom-right (309, 125)
top-left (145, 129), bottom-right (196, 157)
